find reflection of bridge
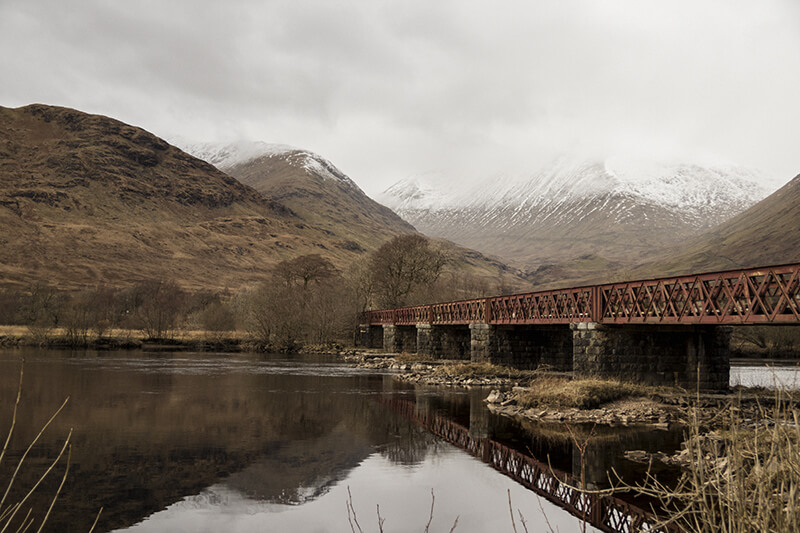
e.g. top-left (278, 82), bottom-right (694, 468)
top-left (361, 263), bottom-right (800, 389)
top-left (382, 397), bottom-right (680, 533)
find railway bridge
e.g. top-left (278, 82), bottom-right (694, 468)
top-left (360, 263), bottom-right (800, 390)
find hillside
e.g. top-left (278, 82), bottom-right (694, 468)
top-left (179, 141), bottom-right (415, 251)
top-left (0, 105), bottom-right (527, 293)
top-left (632, 172), bottom-right (800, 278)
top-left (379, 159), bottom-right (774, 278)
top-left (0, 105), bottom-right (370, 290)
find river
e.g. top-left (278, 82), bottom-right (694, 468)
top-left (0, 349), bottom-right (796, 532)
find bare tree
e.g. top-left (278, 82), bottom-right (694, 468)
top-left (238, 282), bottom-right (305, 351)
top-left (370, 235), bottom-right (448, 308)
top-left (19, 283), bottom-right (64, 341)
top-left (274, 254), bottom-right (337, 289)
top-left (61, 291), bottom-right (94, 345)
top-left (0, 288), bottom-right (23, 325)
top-left (125, 279), bottom-right (186, 339)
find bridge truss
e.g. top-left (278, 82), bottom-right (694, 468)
top-left (365, 263), bottom-right (800, 326)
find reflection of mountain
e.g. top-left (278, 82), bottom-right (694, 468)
top-left (0, 354), bottom-right (438, 533)
top-left (222, 428), bottom-right (373, 504)
top-left (0, 353), bottom-right (690, 533)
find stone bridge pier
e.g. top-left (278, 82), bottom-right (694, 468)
top-left (360, 321), bottom-right (732, 390)
top-left (469, 324), bottom-right (573, 371)
top-left (571, 323), bottom-right (731, 390)
top-left (417, 324), bottom-right (471, 359)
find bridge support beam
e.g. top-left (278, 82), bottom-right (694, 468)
top-left (357, 324), bottom-right (384, 349)
top-left (571, 323), bottom-right (731, 390)
top-left (469, 324), bottom-right (573, 370)
top-left (418, 324), bottom-right (470, 360)
top-left (382, 324), bottom-right (418, 353)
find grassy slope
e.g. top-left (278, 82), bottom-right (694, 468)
top-left (0, 104), bottom-right (365, 291)
top-left (225, 153), bottom-right (531, 291)
top-left (0, 104), bottom-right (530, 293)
top-left (631, 173), bottom-right (800, 278)
top-left (527, 173), bottom-right (800, 289)
top-left (225, 153), bottom-right (416, 252)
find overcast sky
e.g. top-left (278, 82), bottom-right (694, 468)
top-left (2, 0), bottom-right (799, 195)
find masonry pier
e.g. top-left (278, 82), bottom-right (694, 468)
top-left (360, 321), bottom-right (732, 390)
top-left (571, 323), bottom-right (731, 389)
top-left (417, 324), bottom-right (470, 360)
top-left (470, 324), bottom-right (573, 371)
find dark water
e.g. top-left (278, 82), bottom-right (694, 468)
top-left (0, 349), bottom-right (706, 533)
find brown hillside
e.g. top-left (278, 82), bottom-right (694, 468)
top-left (224, 150), bottom-right (416, 251)
top-left (632, 173), bottom-right (800, 278)
top-left (0, 105), bottom-right (528, 294)
top-left (0, 104), bottom-right (368, 290)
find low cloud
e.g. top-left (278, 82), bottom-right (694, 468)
top-left (1, 0), bottom-right (798, 194)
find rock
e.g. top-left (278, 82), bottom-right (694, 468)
top-left (624, 450), bottom-right (650, 463)
top-left (485, 390), bottom-right (502, 404)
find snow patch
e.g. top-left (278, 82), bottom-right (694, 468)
top-left (380, 156), bottom-right (775, 232)
top-left (175, 139), bottom-right (360, 189)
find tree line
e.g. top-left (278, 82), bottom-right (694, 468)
top-left (0, 235), bottom-right (509, 351)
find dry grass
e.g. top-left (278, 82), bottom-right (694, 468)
top-left (431, 362), bottom-right (536, 380)
top-left (0, 325), bottom-right (246, 342)
top-left (0, 326), bottom-right (28, 337)
top-left (515, 376), bottom-right (650, 410)
top-left (629, 393), bottom-right (800, 532)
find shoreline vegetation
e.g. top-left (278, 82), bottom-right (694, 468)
top-left (375, 356), bottom-right (800, 532)
top-left (2, 323), bottom-right (799, 359)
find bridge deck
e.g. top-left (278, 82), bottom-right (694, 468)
top-left (365, 262), bottom-right (800, 326)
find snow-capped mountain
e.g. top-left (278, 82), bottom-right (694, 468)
top-left (178, 139), bottom-right (416, 252)
top-left (177, 140), bottom-right (361, 190)
top-left (378, 158), bottom-right (776, 272)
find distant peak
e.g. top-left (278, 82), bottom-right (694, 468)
top-left (172, 139), bottom-right (298, 169)
top-left (175, 138), bottom-right (362, 190)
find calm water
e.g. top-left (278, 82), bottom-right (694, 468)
top-left (1, 350), bottom-right (790, 533)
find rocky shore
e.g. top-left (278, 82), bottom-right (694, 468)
top-left (483, 388), bottom-right (678, 427)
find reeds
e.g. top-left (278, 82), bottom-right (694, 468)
top-left (0, 363), bottom-right (100, 533)
top-left (628, 391), bottom-right (800, 532)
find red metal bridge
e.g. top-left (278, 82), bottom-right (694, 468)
top-left (365, 262), bottom-right (800, 327)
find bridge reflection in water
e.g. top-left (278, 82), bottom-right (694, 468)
top-left (381, 397), bottom-right (681, 533)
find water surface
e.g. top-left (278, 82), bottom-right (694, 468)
top-left (3, 350), bottom-right (790, 532)
top-left (0, 349), bottom-right (599, 533)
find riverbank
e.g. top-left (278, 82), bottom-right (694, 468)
top-left (0, 325), bottom-right (362, 354)
top-left (348, 353), bottom-right (797, 429)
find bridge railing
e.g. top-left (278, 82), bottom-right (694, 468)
top-left (489, 286), bottom-right (596, 324)
top-left (600, 263), bottom-right (800, 324)
top-left (364, 262), bottom-right (800, 326)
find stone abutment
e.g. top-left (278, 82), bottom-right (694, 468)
top-left (360, 321), bottom-right (732, 390)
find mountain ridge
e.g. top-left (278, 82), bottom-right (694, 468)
top-left (378, 158), bottom-right (776, 273)
top-left (177, 140), bottom-right (418, 254)
top-left (0, 105), bottom-right (368, 290)
top-left (0, 105), bottom-right (527, 293)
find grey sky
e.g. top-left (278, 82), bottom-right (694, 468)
top-left (2, 0), bottom-right (799, 195)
